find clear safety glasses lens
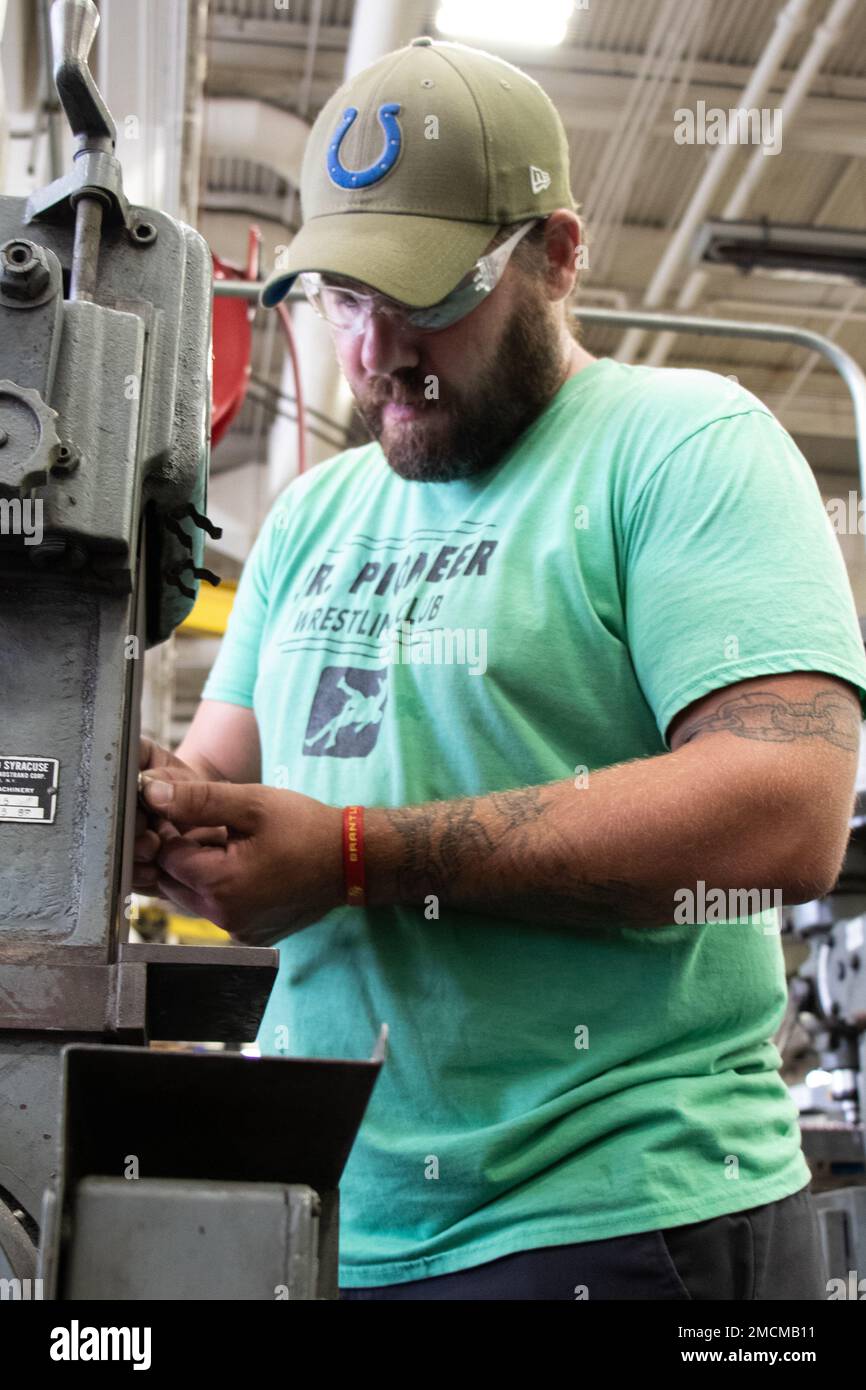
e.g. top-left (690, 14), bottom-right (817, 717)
top-left (300, 219), bottom-right (542, 336)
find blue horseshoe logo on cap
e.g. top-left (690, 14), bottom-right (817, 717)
top-left (327, 102), bottom-right (402, 189)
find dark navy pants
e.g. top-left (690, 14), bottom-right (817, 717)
top-left (339, 1185), bottom-right (827, 1300)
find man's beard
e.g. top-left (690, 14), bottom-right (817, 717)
top-left (352, 288), bottom-right (568, 483)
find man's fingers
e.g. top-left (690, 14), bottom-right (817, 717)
top-left (134, 829), bottom-right (161, 864)
top-left (139, 738), bottom-right (198, 776)
top-left (138, 743), bottom-right (203, 848)
top-left (141, 776), bottom-right (258, 833)
top-left (137, 822), bottom-right (226, 867)
top-left (182, 825), bottom-right (229, 848)
top-left (156, 837), bottom-right (227, 892)
top-left (156, 817), bottom-right (183, 843)
top-left (155, 870), bottom-right (211, 921)
top-left (138, 760), bottom-right (200, 814)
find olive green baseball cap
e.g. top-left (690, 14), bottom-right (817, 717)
top-left (260, 36), bottom-right (575, 310)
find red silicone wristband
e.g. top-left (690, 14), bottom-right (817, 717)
top-left (343, 805), bottom-right (366, 907)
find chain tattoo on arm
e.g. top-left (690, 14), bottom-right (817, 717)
top-left (674, 687), bottom-right (861, 752)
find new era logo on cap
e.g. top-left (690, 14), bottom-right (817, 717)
top-left (530, 165), bottom-right (552, 194)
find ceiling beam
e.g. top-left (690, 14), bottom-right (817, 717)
top-left (207, 17), bottom-right (866, 102)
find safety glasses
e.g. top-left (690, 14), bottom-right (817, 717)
top-left (299, 219), bottom-right (542, 336)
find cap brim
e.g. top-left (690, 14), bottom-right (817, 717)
top-left (259, 213), bottom-right (500, 310)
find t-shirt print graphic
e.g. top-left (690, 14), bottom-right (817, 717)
top-left (303, 666), bottom-right (388, 758)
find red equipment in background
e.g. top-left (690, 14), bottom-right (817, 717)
top-left (210, 228), bottom-right (258, 447)
top-left (210, 226), bottom-right (307, 472)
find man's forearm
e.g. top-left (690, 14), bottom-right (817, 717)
top-left (174, 743), bottom-right (231, 783)
top-left (363, 741), bottom-right (825, 929)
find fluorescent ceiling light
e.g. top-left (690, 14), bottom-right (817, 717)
top-left (435, 0), bottom-right (574, 48)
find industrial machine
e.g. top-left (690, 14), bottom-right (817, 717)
top-left (0, 0), bottom-right (379, 1300)
top-left (784, 788), bottom-right (866, 1286)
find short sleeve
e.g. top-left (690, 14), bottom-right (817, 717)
top-left (200, 508), bottom-right (277, 709)
top-left (621, 408), bottom-right (866, 747)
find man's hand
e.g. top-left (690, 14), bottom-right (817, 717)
top-left (133, 739), bottom-right (226, 894)
top-left (139, 771), bottom-right (343, 946)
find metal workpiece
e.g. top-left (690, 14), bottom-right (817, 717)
top-left (0, 945), bottom-right (277, 1037)
top-left (64, 1178), bottom-right (323, 1300)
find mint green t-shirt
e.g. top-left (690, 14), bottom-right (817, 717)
top-left (202, 358), bottom-right (866, 1287)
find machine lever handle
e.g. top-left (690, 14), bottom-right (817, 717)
top-left (50, 0), bottom-right (116, 151)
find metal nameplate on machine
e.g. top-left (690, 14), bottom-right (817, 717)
top-left (0, 755), bottom-right (59, 823)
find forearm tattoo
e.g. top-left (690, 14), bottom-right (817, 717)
top-left (384, 798), bottom-right (495, 900)
top-left (382, 688), bottom-right (861, 928)
top-left (487, 786), bottom-right (547, 826)
top-left (384, 786), bottom-right (657, 927)
top-left (675, 688), bottom-right (861, 752)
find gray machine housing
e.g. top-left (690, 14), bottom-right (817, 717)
top-left (0, 0), bottom-right (380, 1300)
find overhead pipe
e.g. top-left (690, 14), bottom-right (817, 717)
top-left (776, 282), bottom-right (864, 418)
top-left (204, 97), bottom-right (309, 188)
top-left (615, 0), bottom-right (812, 364)
top-left (643, 0), bottom-right (860, 368)
top-left (586, 0), bottom-right (704, 282)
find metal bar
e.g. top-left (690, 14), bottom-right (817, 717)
top-left (213, 279), bottom-right (265, 298)
top-left (68, 194), bottom-right (103, 300)
top-left (577, 306), bottom-right (866, 504)
top-left (39, 0), bottom-right (64, 179)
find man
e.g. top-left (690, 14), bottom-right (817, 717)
top-left (135, 39), bottom-right (866, 1300)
